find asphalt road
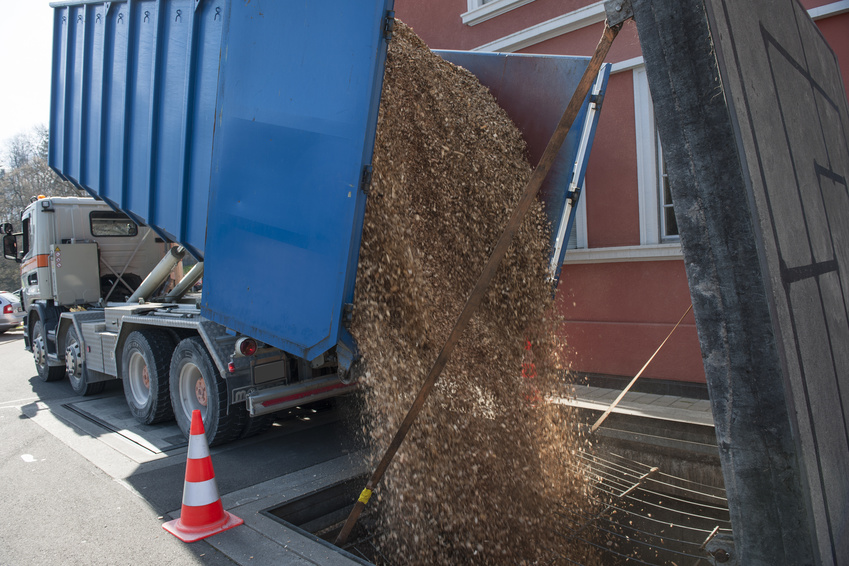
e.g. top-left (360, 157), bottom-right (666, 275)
top-left (0, 328), bottom-right (368, 566)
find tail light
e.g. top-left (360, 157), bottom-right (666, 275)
top-left (2, 304), bottom-right (12, 314)
top-left (236, 337), bottom-right (257, 357)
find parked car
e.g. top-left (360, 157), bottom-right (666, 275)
top-left (0, 291), bottom-right (24, 334)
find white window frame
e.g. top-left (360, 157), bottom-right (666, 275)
top-left (632, 65), bottom-right (678, 246)
top-left (567, 62), bottom-right (684, 263)
top-left (633, 65), bottom-right (661, 246)
top-left (808, 0), bottom-right (849, 20)
top-left (634, 64), bottom-right (680, 245)
top-left (471, 2), bottom-right (606, 51)
top-left (566, 186), bottom-right (588, 250)
top-left (575, 188), bottom-right (588, 249)
top-left (462, 0), bottom-right (536, 27)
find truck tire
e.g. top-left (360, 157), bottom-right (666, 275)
top-left (66, 326), bottom-right (105, 396)
top-left (240, 415), bottom-right (275, 439)
top-left (122, 330), bottom-right (175, 425)
top-left (170, 337), bottom-right (245, 446)
top-left (32, 320), bottom-right (64, 382)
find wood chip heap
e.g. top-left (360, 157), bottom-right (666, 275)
top-left (351, 21), bottom-right (599, 565)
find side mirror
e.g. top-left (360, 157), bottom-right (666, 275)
top-left (3, 233), bottom-right (20, 263)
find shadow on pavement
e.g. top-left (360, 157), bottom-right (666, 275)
top-left (0, 327), bottom-right (24, 344)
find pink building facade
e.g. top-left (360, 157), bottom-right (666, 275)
top-left (393, 0), bottom-right (849, 386)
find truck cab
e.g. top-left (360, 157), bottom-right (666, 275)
top-left (14, 196), bottom-right (164, 308)
top-left (5, 197), bottom-right (165, 378)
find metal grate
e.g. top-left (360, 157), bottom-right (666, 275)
top-left (333, 449), bottom-right (732, 565)
top-left (554, 450), bottom-right (733, 565)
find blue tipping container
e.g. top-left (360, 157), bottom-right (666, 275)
top-left (48, 0), bottom-right (606, 366)
top-left (436, 51), bottom-right (610, 279)
top-left (49, 0), bottom-right (394, 365)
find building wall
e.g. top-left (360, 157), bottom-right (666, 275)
top-left (393, 0), bottom-right (849, 385)
top-left (556, 261), bottom-right (702, 381)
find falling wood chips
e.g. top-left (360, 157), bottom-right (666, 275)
top-left (350, 22), bottom-right (600, 565)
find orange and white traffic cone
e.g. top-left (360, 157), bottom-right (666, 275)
top-left (162, 410), bottom-right (243, 542)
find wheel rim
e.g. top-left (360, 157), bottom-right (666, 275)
top-left (33, 330), bottom-right (46, 370)
top-left (66, 335), bottom-right (82, 383)
top-left (179, 362), bottom-right (208, 421)
top-left (127, 350), bottom-right (151, 406)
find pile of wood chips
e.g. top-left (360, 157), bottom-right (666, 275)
top-left (351, 21), bottom-right (599, 565)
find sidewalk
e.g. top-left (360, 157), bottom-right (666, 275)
top-left (555, 383), bottom-right (724, 491)
top-left (560, 384), bottom-right (715, 427)
top-left (181, 454), bottom-right (370, 566)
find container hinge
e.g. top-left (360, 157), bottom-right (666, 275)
top-left (342, 303), bottom-right (354, 332)
top-left (360, 165), bottom-right (374, 196)
top-left (603, 0), bottom-right (634, 27)
top-left (383, 10), bottom-right (396, 41)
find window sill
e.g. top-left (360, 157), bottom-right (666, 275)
top-left (563, 243), bottom-right (683, 264)
top-left (461, 0), bottom-right (535, 26)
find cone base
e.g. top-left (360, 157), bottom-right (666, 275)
top-left (162, 510), bottom-right (244, 543)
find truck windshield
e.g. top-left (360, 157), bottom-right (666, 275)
top-left (90, 211), bottom-right (138, 237)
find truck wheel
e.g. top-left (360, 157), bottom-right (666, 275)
top-left (122, 330), bottom-right (175, 425)
top-left (33, 320), bottom-right (64, 382)
top-left (66, 326), bottom-right (105, 396)
top-left (170, 337), bottom-right (245, 446)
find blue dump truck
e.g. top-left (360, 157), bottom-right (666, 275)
top-left (2, 0), bottom-right (608, 445)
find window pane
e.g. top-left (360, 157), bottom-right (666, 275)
top-left (657, 133), bottom-right (679, 239)
top-left (90, 211), bottom-right (139, 237)
top-left (664, 206), bottom-right (679, 236)
top-left (663, 175), bottom-right (673, 206)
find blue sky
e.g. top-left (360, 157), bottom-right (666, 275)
top-left (0, 1), bottom-right (54, 157)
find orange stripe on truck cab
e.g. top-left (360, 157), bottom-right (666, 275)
top-left (21, 254), bottom-right (49, 271)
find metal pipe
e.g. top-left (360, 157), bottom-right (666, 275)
top-left (127, 246), bottom-right (186, 303)
top-left (165, 261), bottom-right (204, 301)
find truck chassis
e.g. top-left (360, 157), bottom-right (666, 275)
top-left (31, 299), bottom-right (355, 445)
top-left (6, 197), bottom-right (356, 446)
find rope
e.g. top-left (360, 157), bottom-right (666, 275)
top-left (591, 304), bottom-right (693, 433)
